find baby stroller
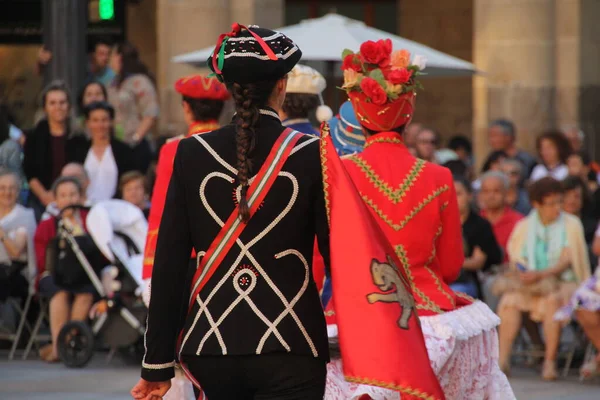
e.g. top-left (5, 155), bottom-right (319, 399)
top-left (54, 200), bottom-right (147, 368)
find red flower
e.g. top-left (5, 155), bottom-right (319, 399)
top-left (360, 77), bottom-right (387, 105)
top-left (360, 39), bottom-right (392, 67)
top-left (341, 54), bottom-right (362, 72)
top-left (386, 68), bottom-right (413, 85)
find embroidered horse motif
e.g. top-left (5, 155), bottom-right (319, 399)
top-left (367, 255), bottom-right (418, 330)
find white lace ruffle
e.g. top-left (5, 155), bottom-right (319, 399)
top-left (325, 301), bottom-right (514, 400)
top-left (420, 300), bottom-right (501, 341)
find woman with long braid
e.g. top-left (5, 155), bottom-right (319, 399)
top-left (132, 24), bottom-right (330, 400)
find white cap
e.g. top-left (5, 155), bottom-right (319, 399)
top-left (287, 64), bottom-right (327, 94)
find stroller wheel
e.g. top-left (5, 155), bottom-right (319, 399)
top-left (57, 321), bottom-right (95, 368)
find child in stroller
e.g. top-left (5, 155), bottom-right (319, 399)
top-left (37, 178), bottom-right (147, 366)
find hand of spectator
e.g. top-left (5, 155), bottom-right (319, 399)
top-left (40, 190), bottom-right (54, 207)
top-left (131, 379), bottom-right (171, 400)
top-left (38, 47), bottom-right (52, 65)
top-left (519, 271), bottom-right (541, 285)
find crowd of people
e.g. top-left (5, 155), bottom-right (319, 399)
top-left (0, 27), bottom-right (599, 400)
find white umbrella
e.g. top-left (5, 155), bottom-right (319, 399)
top-left (172, 13), bottom-right (477, 77)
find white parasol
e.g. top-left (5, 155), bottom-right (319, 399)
top-left (172, 13), bottom-right (477, 77)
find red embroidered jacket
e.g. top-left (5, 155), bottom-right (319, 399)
top-left (142, 121), bottom-right (220, 279)
top-left (343, 132), bottom-right (467, 316)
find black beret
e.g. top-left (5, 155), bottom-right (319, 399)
top-left (207, 24), bottom-right (302, 84)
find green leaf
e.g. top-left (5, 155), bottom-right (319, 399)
top-left (369, 69), bottom-right (387, 88)
top-left (342, 49), bottom-right (355, 59)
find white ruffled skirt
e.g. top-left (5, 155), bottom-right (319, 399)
top-left (325, 301), bottom-right (516, 400)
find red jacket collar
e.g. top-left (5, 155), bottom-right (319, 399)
top-left (188, 120), bottom-right (220, 137)
top-left (364, 131), bottom-right (405, 149)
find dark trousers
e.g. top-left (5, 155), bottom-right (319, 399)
top-left (184, 353), bottom-right (326, 400)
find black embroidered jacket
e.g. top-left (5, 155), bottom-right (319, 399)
top-left (142, 111), bottom-right (330, 382)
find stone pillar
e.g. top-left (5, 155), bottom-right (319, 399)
top-left (574, 0), bottom-right (600, 159)
top-left (154, 0), bottom-right (284, 135)
top-left (473, 0), bottom-right (556, 172)
top-left (398, 0), bottom-right (474, 145)
top-left (230, 0), bottom-right (284, 28)
top-left (42, 0), bottom-right (87, 96)
top-left (156, 0), bottom-right (230, 135)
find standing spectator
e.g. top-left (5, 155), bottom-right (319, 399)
top-left (75, 81), bottom-right (108, 135)
top-left (452, 175), bottom-right (502, 299)
top-left (414, 127), bottom-right (438, 163)
top-left (403, 122), bottom-right (422, 150)
top-left (0, 171), bottom-right (37, 303)
top-left (530, 131), bottom-right (571, 182)
top-left (500, 159), bottom-right (532, 215)
top-left (74, 102), bottom-right (133, 202)
top-left (89, 37), bottom-right (116, 87)
top-left (119, 171), bottom-right (149, 219)
top-left (563, 126), bottom-right (584, 153)
top-left (479, 171), bottom-right (524, 262)
top-left (23, 81), bottom-right (86, 220)
top-left (486, 119), bottom-right (537, 182)
top-left (108, 42), bottom-right (159, 173)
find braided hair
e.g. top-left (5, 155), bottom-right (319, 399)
top-left (226, 80), bottom-right (279, 222)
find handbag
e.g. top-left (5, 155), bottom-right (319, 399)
top-left (491, 269), bottom-right (560, 297)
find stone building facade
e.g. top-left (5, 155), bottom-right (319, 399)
top-left (1, 0), bottom-right (598, 165)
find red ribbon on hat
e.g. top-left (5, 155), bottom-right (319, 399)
top-left (211, 23), bottom-right (278, 76)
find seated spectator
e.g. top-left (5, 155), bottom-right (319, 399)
top-left (500, 159), bottom-right (531, 215)
top-left (472, 150), bottom-right (507, 192)
top-left (530, 131), bottom-right (571, 182)
top-left (23, 81), bottom-right (87, 220)
top-left (74, 101), bottom-right (133, 203)
top-left (414, 127), bottom-right (438, 163)
top-left (75, 81), bottom-right (108, 135)
top-left (486, 119), bottom-right (537, 183)
top-left (498, 177), bottom-right (591, 380)
top-left (0, 171), bottom-right (37, 303)
top-left (479, 171), bottom-right (523, 262)
top-left (451, 175), bottom-right (502, 299)
top-left (119, 171), bottom-right (149, 219)
top-left (555, 262), bottom-right (600, 379)
top-left (36, 177), bottom-right (95, 363)
top-left (41, 163), bottom-right (92, 220)
top-left (562, 176), bottom-right (597, 245)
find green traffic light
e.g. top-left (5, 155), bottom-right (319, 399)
top-left (99, 0), bottom-right (115, 20)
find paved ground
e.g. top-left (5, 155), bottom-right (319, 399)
top-left (0, 357), bottom-right (599, 399)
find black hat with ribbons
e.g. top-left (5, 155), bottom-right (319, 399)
top-left (207, 23), bottom-right (302, 84)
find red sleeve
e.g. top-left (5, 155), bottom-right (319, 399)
top-left (436, 170), bottom-right (464, 284)
top-left (142, 142), bottom-right (177, 279)
top-left (34, 219), bottom-right (56, 280)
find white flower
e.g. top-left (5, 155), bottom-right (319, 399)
top-left (412, 55), bottom-right (427, 71)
